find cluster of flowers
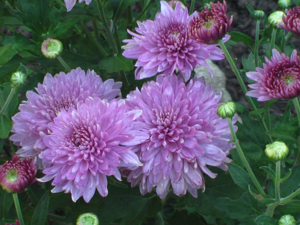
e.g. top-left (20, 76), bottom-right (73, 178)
top-left (1, 1), bottom-right (238, 203)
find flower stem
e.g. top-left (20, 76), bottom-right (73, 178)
top-left (13, 193), bottom-right (25, 225)
top-left (280, 188), bottom-right (300, 205)
top-left (254, 20), bottom-right (261, 67)
top-left (264, 103), bottom-right (271, 131)
top-left (265, 203), bottom-right (277, 217)
top-left (190, 0), bottom-right (195, 13)
top-left (275, 161), bottom-right (281, 202)
top-left (269, 28), bottom-right (277, 58)
top-left (57, 56), bottom-right (71, 72)
top-left (0, 87), bottom-right (16, 116)
top-left (227, 118), bottom-right (266, 196)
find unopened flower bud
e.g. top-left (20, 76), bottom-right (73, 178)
top-left (268, 11), bottom-right (285, 27)
top-left (10, 71), bottom-right (26, 87)
top-left (41, 38), bottom-right (63, 59)
top-left (278, 0), bottom-right (291, 9)
top-left (0, 156), bottom-right (36, 193)
top-left (254, 10), bottom-right (265, 21)
top-left (217, 102), bottom-right (236, 119)
top-left (76, 213), bottom-right (99, 225)
top-left (265, 141), bottom-right (289, 161)
top-left (279, 214), bottom-right (296, 225)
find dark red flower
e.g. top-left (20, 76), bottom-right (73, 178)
top-left (278, 6), bottom-right (300, 36)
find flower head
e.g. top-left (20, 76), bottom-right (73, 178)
top-left (217, 101), bottom-right (236, 119)
top-left (77, 213), bottom-right (99, 225)
top-left (268, 11), bottom-right (285, 27)
top-left (246, 49), bottom-right (300, 101)
top-left (278, 7), bottom-right (300, 35)
top-left (278, 0), bottom-right (291, 9)
top-left (123, 75), bottom-right (236, 199)
top-left (11, 71), bottom-right (26, 87)
top-left (122, 1), bottom-right (224, 81)
top-left (279, 214), bottom-right (296, 225)
top-left (0, 156), bottom-right (36, 193)
top-left (64, 0), bottom-right (92, 12)
top-left (265, 141), bottom-right (289, 161)
top-left (38, 98), bottom-right (148, 202)
top-left (189, 1), bottom-right (233, 44)
top-left (41, 39), bottom-right (63, 59)
top-left (10, 68), bottom-right (122, 158)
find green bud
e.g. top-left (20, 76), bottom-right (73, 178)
top-left (278, 0), bottom-right (291, 9)
top-left (10, 71), bottom-right (26, 87)
top-left (217, 102), bottom-right (236, 119)
top-left (279, 214), bottom-right (296, 225)
top-left (41, 38), bottom-right (63, 59)
top-left (254, 10), bottom-right (265, 21)
top-left (268, 11), bottom-right (285, 27)
top-left (76, 213), bottom-right (99, 225)
top-left (265, 141), bottom-right (289, 161)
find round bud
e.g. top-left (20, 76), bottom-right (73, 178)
top-left (279, 214), bottom-right (296, 225)
top-left (254, 10), bottom-right (265, 21)
top-left (268, 11), bottom-right (285, 27)
top-left (76, 213), bottom-right (99, 225)
top-left (41, 38), bottom-right (63, 59)
top-left (265, 141), bottom-right (289, 161)
top-left (278, 0), bottom-right (291, 9)
top-left (217, 102), bottom-right (236, 119)
top-left (10, 71), bottom-right (26, 87)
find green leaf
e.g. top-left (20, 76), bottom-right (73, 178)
top-left (31, 192), bottom-right (49, 225)
top-left (280, 169), bottom-right (292, 183)
top-left (266, 131), bottom-right (296, 142)
top-left (229, 31), bottom-right (254, 50)
top-left (113, 0), bottom-right (139, 20)
top-left (245, 3), bottom-right (255, 19)
top-left (259, 166), bottom-right (275, 181)
top-left (249, 108), bottom-right (265, 116)
top-left (0, 115), bottom-right (12, 139)
top-left (292, 0), bottom-right (300, 5)
top-left (99, 55), bottom-right (134, 73)
top-left (281, 165), bottom-right (300, 197)
top-left (228, 164), bottom-right (253, 190)
top-left (278, 200), bottom-right (300, 214)
top-left (254, 215), bottom-right (277, 225)
top-left (0, 45), bottom-right (18, 66)
top-left (242, 53), bottom-right (256, 72)
top-left (0, 139), bottom-right (4, 154)
top-left (214, 192), bottom-right (258, 220)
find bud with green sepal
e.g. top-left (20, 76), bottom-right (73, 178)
top-left (265, 141), bottom-right (289, 161)
top-left (217, 101), bottom-right (236, 119)
top-left (76, 213), bottom-right (99, 225)
top-left (10, 72), bottom-right (26, 87)
top-left (279, 214), bottom-right (296, 225)
top-left (254, 10), bottom-right (265, 21)
top-left (41, 38), bottom-right (63, 59)
top-left (278, 0), bottom-right (291, 9)
top-left (268, 11), bottom-right (285, 27)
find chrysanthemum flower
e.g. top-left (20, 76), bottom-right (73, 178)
top-left (246, 49), bottom-right (300, 101)
top-left (38, 97), bottom-right (148, 203)
top-left (64, 0), bottom-right (92, 12)
top-left (278, 6), bottom-right (300, 35)
top-left (123, 75), bottom-right (235, 199)
top-left (122, 1), bottom-right (224, 81)
top-left (189, 1), bottom-right (233, 44)
top-left (0, 156), bottom-right (36, 193)
top-left (10, 68), bottom-right (121, 158)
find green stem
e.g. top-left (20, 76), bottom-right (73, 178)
top-left (227, 118), bottom-right (266, 196)
top-left (57, 56), bottom-right (71, 72)
top-left (80, 22), bottom-right (108, 57)
top-left (264, 103), bottom-right (271, 131)
top-left (269, 28), bottom-right (277, 58)
top-left (285, 32), bottom-right (293, 43)
top-left (92, 19), bottom-right (100, 40)
top-left (96, 0), bottom-right (118, 55)
top-left (190, 0), bottom-right (196, 13)
top-left (265, 203), bottom-right (278, 217)
top-left (275, 161), bottom-right (281, 202)
top-left (0, 87), bottom-right (16, 116)
top-left (133, 0), bottom-right (153, 24)
top-left (254, 20), bottom-right (261, 67)
top-left (280, 188), bottom-right (300, 205)
top-left (13, 193), bottom-right (25, 225)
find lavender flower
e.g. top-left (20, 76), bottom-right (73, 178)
top-left (123, 75), bottom-right (236, 199)
top-left (0, 156), bottom-right (36, 193)
top-left (38, 97), bottom-right (148, 203)
top-left (189, 1), bottom-right (233, 44)
top-left (122, 1), bottom-right (224, 81)
top-left (10, 68), bottom-right (121, 158)
top-left (64, 0), bottom-right (92, 12)
top-left (278, 6), bottom-right (300, 35)
top-left (246, 49), bottom-right (300, 101)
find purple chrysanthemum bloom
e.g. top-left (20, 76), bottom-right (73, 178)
top-left (0, 156), bottom-right (36, 193)
top-left (122, 1), bottom-right (224, 81)
top-left (189, 1), bottom-right (233, 44)
top-left (246, 49), bottom-right (300, 101)
top-left (64, 0), bottom-right (92, 12)
top-left (278, 6), bottom-right (300, 36)
top-left (38, 97), bottom-right (148, 203)
top-left (10, 68), bottom-right (121, 158)
top-left (123, 75), bottom-right (236, 199)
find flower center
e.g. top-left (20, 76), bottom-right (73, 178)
top-left (284, 74), bottom-right (295, 86)
top-left (6, 170), bottom-right (18, 182)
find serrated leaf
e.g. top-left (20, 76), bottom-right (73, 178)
top-left (255, 215), bottom-right (277, 225)
top-left (31, 192), bottom-right (49, 225)
top-left (0, 45), bottom-right (18, 66)
top-left (99, 55), bottom-right (134, 73)
top-left (228, 164), bottom-right (253, 190)
top-left (229, 31), bottom-right (254, 51)
top-left (249, 108), bottom-right (265, 116)
top-left (242, 53), bottom-right (256, 72)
